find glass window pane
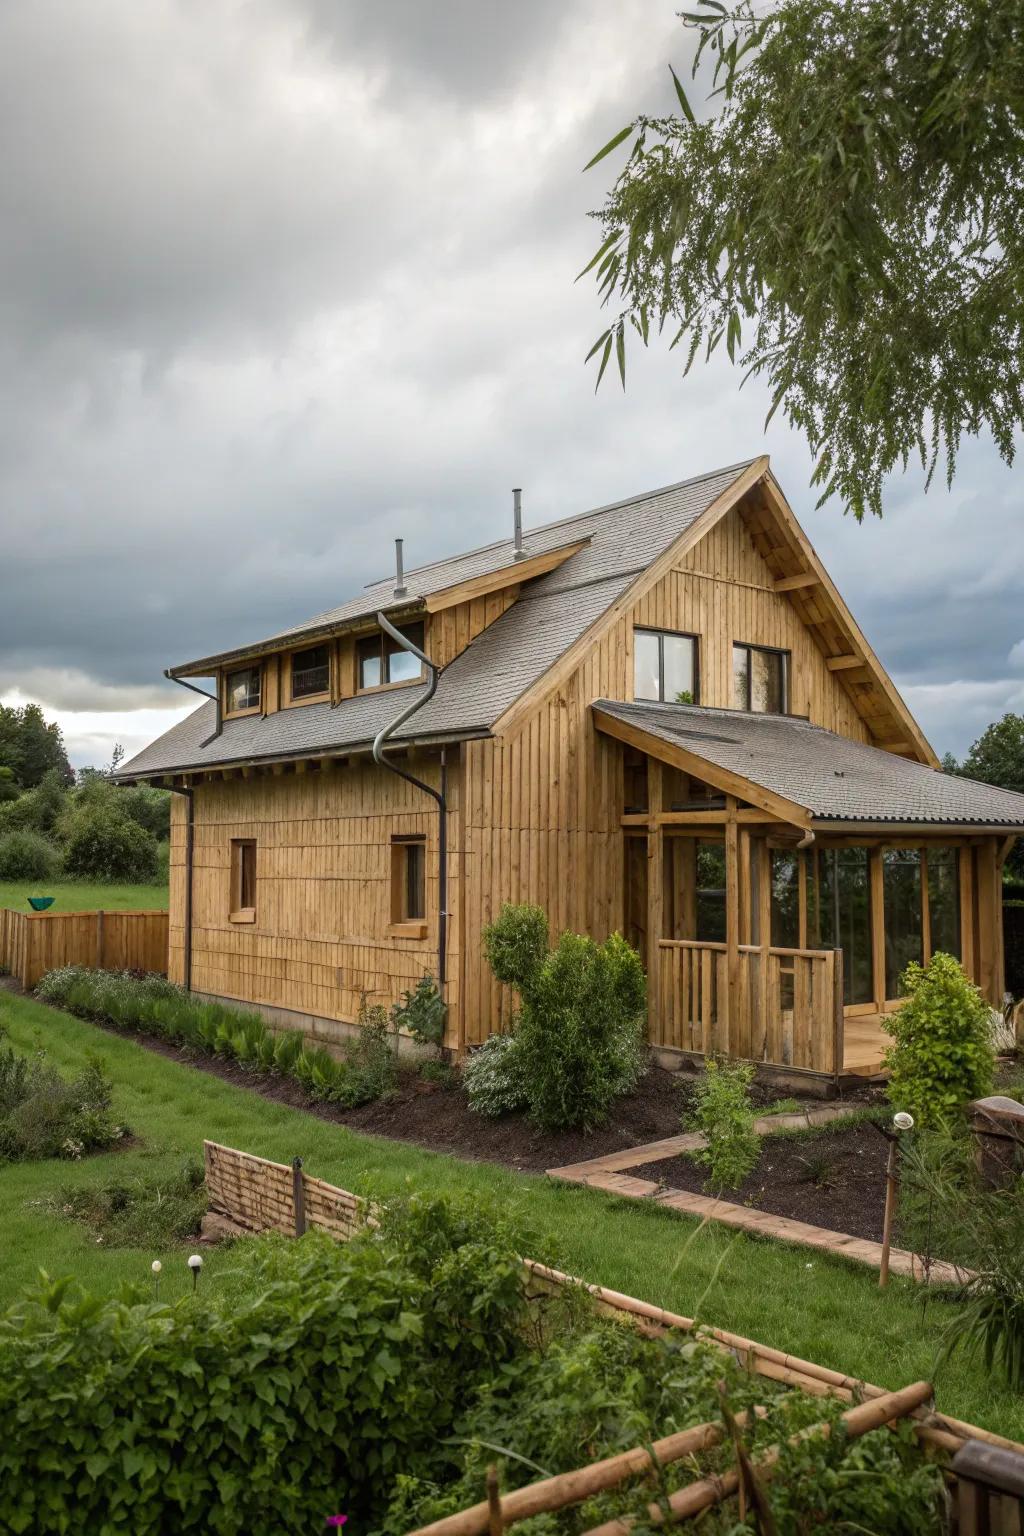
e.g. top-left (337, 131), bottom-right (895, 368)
top-left (406, 841), bottom-right (425, 920)
top-left (663, 635), bottom-right (696, 704)
top-left (358, 638), bottom-right (381, 688)
top-left (227, 667), bottom-right (260, 712)
top-left (818, 847), bottom-right (873, 1004)
top-left (927, 848), bottom-right (961, 961)
top-left (883, 848), bottom-right (923, 997)
top-left (770, 850), bottom-right (800, 948)
top-left (751, 648), bottom-right (784, 713)
top-left (732, 646), bottom-right (749, 709)
top-left (634, 631), bottom-right (662, 701)
top-left (291, 644), bottom-right (329, 699)
top-left (385, 622), bottom-right (425, 683)
top-left (696, 840), bottom-right (727, 943)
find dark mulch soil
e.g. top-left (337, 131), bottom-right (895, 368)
top-left (625, 1123), bottom-right (893, 1243)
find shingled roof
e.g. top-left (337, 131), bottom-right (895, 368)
top-left (118, 460), bottom-right (754, 780)
top-left (593, 700), bottom-right (1024, 828)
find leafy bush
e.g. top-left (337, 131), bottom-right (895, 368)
top-left (57, 1160), bottom-right (207, 1248)
top-left (392, 972), bottom-right (447, 1049)
top-left (884, 952), bottom-right (996, 1127)
top-left (36, 966), bottom-right (393, 1111)
top-left (0, 827), bottom-right (60, 880)
top-left (462, 1032), bottom-right (527, 1118)
top-left (61, 803), bottom-right (159, 882)
top-left (0, 1034), bottom-right (123, 1162)
top-left (479, 905), bottom-right (647, 1132)
top-left (688, 1058), bottom-right (760, 1193)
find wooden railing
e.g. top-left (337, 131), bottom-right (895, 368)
top-left (0, 908), bottom-right (168, 990)
top-left (655, 940), bottom-right (843, 1075)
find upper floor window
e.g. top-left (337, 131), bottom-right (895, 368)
top-left (226, 665), bottom-right (261, 714)
top-left (290, 643), bottom-right (330, 700)
top-left (633, 628), bottom-right (698, 705)
top-left (732, 643), bottom-right (788, 714)
top-left (357, 621), bottom-right (425, 690)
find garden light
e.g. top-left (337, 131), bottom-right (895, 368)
top-left (151, 1258), bottom-right (161, 1299)
top-left (151, 1260), bottom-right (162, 1273)
top-left (187, 1254), bottom-right (203, 1292)
top-left (893, 1112), bottom-right (914, 1132)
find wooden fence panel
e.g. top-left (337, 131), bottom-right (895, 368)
top-left (204, 1141), bottom-right (368, 1241)
top-left (0, 908), bottom-right (168, 989)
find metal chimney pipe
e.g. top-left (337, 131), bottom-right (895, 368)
top-left (394, 537), bottom-right (407, 597)
top-left (513, 488), bottom-right (524, 560)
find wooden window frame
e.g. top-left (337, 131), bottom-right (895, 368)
top-left (229, 838), bottom-right (257, 924)
top-left (389, 834), bottom-right (427, 938)
top-left (357, 622), bottom-right (427, 695)
top-left (223, 664), bottom-right (263, 719)
top-left (284, 642), bottom-right (332, 707)
top-left (633, 626), bottom-right (700, 705)
top-left (732, 641), bottom-right (790, 715)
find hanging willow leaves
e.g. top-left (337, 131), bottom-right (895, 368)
top-left (581, 0), bottom-right (1024, 519)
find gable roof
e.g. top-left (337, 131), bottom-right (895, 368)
top-left (593, 700), bottom-right (1024, 829)
top-left (117, 459), bottom-right (756, 780)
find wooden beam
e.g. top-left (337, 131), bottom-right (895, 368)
top-left (647, 763), bottom-right (664, 1041)
top-left (872, 738), bottom-right (912, 752)
top-left (725, 798), bottom-right (740, 1043)
top-left (423, 540), bottom-right (588, 613)
top-left (825, 654), bottom-right (863, 672)
top-left (593, 706), bottom-right (810, 830)
top-left (774, 572), bottom-right (819, 592)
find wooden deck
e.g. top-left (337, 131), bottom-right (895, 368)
top-left (842, 1013), bottom-right (890, 1076)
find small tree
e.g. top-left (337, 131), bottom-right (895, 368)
top-left (62, 808), bottom-right (158, 883)
top-left (688, 1059), bottom-right (760, 1194)
top-left (482, 904), bottom-right (549, 999)
top-left (0, 829), bottom-right (60, 882)
top-left (884, 952), bottom-right (996, 1128)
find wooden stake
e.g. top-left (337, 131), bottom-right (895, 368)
top-left (485, 1465), bottom-right (503, 1536)
top-left (292, 1156), bottom-right (306, 1237)
top-left (879, 1137), bottom-right (898, 1289)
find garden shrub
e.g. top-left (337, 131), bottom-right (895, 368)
top-left (479, 905), bottom-right (647, 1131)
top-left (884, 951), bottom-right (996, 1127)
top-left (57, 1160), bottom-right (207, 1248)
top-left (61, 803), bottom-right (159, 882)
top-left (392, 972), bottom-right (447, 1049)
top-left (688, 1058), bottom-right (760, 1193)
top-left (462, 1032), bottom-right (527, 1117)
top-left (0, 1033), bottom-right (123, 1162)
top-left (0, 826), bottom-right (60, 880)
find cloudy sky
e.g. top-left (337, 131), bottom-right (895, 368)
top-left (1, 0), bottom-right (1021, 770)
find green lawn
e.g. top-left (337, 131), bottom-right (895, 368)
top-left (0, 987), bottom-right (1019, 1441)
top-left (0, 880), bottom-right (168, 912)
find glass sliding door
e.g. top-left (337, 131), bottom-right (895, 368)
top-left (883, 848), bottom-right (923, 998)
top-left (663, 838), bottom-right (727, 942)
top-left (770, 849), bottom-right (800, 948)
top-left (815, 848), bottom-right (874, 1005)
top-left (926, 848), bottom-right (961, 960)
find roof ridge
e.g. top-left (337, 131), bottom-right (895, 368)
top-left (358, 459), bottom-right (756, 591)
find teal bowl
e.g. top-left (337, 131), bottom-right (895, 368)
top-left (27, 896), bottom-right (55, 912)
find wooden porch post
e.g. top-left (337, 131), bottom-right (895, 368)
top-left (646, 761), bottom-right (663, 1044)
top-left (977, 839), bottom-right (1003, 1006)
top-left (725, 796), bottom-right (739, 1052)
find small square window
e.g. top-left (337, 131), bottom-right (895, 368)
top-left (230, 839), bottom-right (257, 922)
top-left (633, 628), bottom-right (698, 704)
top-left (732, 644), bottom-right (788, 713)
top-left (291, 643), bottom-right (330, 700)
top-left (358, 622), bottom-right (425, 690)
top-left (226, 666), bottom-right (262, 713)
top-left (391, 836), bottom-right (426, 927)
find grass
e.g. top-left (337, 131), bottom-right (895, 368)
top-left (0, 879), bottom-right (168, 913)
top-left (0, 987), bottom-right (1020, 1440)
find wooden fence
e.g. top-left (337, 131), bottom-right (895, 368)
top-left (656, 940), bottom-right (843, 1075)
top-left (203, 1140), bottom-right (368, 1242)
top-left (0, 908), bottom-right (168, 989)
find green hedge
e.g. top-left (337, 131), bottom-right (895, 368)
top-left (35, 967), bottom-right (392, 1110)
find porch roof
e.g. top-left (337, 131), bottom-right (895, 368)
top-left (592, 700), bottom-right (1024, 829)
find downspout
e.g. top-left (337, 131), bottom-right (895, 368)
top-left (163, 784), bottom-right (195, 993)
top-left (371, 612), bottom-right (448, 998)
top-left (165, 670), bottom-right (222, 744)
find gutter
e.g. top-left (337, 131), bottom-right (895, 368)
top-left (164, 669), bottom-right (222, 745)
top-left (371, 612), bottom-right (449, 1000)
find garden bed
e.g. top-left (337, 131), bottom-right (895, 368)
top-left (624, 1121), bottom-right (893, 1243)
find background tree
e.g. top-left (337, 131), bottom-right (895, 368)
top-left (0, 703), bottom-right (73, 788)
top-left (948, 712), bottom-right (1024, 879)
top-left (583, 0), bottom-right (1024, 519)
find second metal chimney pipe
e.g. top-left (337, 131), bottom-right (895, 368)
top-left (394, 537), bottom-right (407, 597)
top-left (513, 488), bottom-right (524, 560)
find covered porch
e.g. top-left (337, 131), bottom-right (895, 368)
top-left (598, 700), bottom-right (1022, 1083)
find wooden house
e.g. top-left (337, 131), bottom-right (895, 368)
top-left (118, 456), bottom-right (1024, 1084)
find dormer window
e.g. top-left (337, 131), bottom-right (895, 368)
top-left (732, 643), bottom-right (788, 714)
top-left (225, 665), bottom-right (261, 714)
top-left (357, 622), bottom-right (425, 690)
top-left (634, 628), bottom-right (698, 705)
top-left (290, 643), bottom-right (330, 700)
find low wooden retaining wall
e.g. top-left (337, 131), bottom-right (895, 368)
top-left (203, 1140), bottom-right (367, 1241)
top-left (0, 907), bottom-right (168, 989)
